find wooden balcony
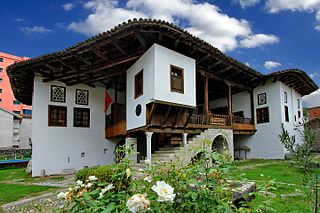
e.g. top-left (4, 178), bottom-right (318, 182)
top-left (187, 114), bottom-right (256, 134)
top-left (187, 114), bottom-right (232, 129)
top-left (105, 120), bottom-right (126, 138)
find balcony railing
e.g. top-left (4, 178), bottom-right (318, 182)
top-left (233, 116), bottom-right (254, 125)
top-left (188, 114), bottom-right (232, 128)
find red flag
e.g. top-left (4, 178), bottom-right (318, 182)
top-left (104, 91), bottom-right (113, 113)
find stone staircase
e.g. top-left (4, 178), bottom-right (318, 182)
top-left (131, 128), bottom-right (233, 178)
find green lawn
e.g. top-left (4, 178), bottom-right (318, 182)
top-left (228, 160), bottom-right (318, 212)
top-left (0, 168), bottom-right (62, 205)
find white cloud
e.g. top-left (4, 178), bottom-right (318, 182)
top-left (236, 0), bottom-right (260, 8)
top-left (245, 62), bottom-right (251, 67)
top-left (264, 60), bottom-right (281, 70)
top-left (239, 33), bottom-right (279, 48)
top-left (13, 18), bottom-right (25, 22)
top-left (265, 0), bottom-right (320, 31)
top-left (21, 26), bottom-right (53, 34)
top-left (310, 72), bottom-right (320, 79)
top-left (62, 3), bottom-right (75, 11)
top-left (68, 0), bottom-right (278, 52)
top-left (303, 89), bottom-right (320, 107)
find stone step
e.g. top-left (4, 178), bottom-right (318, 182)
top-left (158, 147), bottom-right (181, 151)
top-left (154, 150), bottom-right (177, 154)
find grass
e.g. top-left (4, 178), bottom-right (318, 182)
top-left (0, 184), bottom-right (55, 205)
top-left (0, 167), bottom-right (64, 205)
top-left (228, 159), bottom-right (318, 212)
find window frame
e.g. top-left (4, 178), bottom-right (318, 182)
top-left (48, 105), bottom-right (67, 127)
top-left (73, 107), bottom-right (90, 128)
top-left (134, 70), bottom-right (143, 99)
top-left (297, 99), bottom-right (301, 110)
top-left (0, 68), bottom-right (2, 72)
top-left (13, 100), bottom-right (20, 105)
top-left (75, 89), bottom-right (89, 105)
top-left (284, 91), bottom-right (287, 104)
top-left (256, 107), bottom-right (270, 124)
top-left (50, 85), bottom-right (66, 103)
top-left (0, 88), bottom-right (2, 93)
top-left (257, 93), bottom-right (267, 105)
top-left (284, 105), bottom-right (289, 122)
top-left (170, 64), bottom-right (184, 94)
top-left (0, 58), bottom-right (3, 62)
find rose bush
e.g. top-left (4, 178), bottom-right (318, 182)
top-left (56, 140), bottom-right (250, 212)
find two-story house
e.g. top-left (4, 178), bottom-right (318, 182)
top-left (7, 19), bottom-right (318, 176)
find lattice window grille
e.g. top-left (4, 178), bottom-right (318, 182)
top-left (76, 89), bottom-right (89, 105)
top-left (51, 85), bottom-right (66, 103)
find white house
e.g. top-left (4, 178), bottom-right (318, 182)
top-left (0, 107), bottom-right (22, 148)
top-left (7, 19), bottom-right (318, 176)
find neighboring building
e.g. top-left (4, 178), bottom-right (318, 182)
top-left (307, 106), bottom-right (320, 121)
top-left (0, 52), bottom-right (32, 148)
top-left (7, 19), bottom-right (318, 176)
top-left (0, 107), bottom-right (22, 148)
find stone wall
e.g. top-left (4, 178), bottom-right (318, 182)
top-left (0, 148), bottom-right (31, 159)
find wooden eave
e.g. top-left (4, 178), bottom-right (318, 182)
top-left (7, 18), bottom-right (317, 105)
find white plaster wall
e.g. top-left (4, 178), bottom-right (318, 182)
top-left (32, 76), bottom-right (116, 176)
top-left (126, 45), bottom-right (155, 131)
top-left (280, 83), bottom-right (304, 148)
top-left (209, 91), bottom-right (252, 118)
top-left (235, 80), bottom-right (285, 159)
top-left (126, 44), bottom-right (196, 131)
top-left (19, 118), bottom-right (32, 148)
top-left (154, 44), bottom-right (196, 107)
top-left (0, 110), bottom-right (13, 148)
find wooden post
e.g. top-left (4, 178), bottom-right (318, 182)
top-left (250, 90), bottom-right (255, 124)
top-left (204, 73), bottom-right (209, 115)
top-left (228, 84), bottom-right (232, 126)
top-left (228, 83), bottom-right (232, 115)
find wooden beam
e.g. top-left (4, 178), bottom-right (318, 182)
top-left (92, 48), bottom-right (109, 61)
top-left (172, 108), bottom-right (183, 127)
top-left (158, 32), bottom-right (163, 42)
top-left (198, 69), bottom-right (252, 91)
top-left (146, 103), bottom-right (156, 125)
top-left (197, 54), bottom-right (210, 64)
top-left (215, 65), bottom-right (232, 75)
top-left (184, 108), bottom-right (195, 128)
top-left (161, 106), bottom-right (172, 128)
top-left (208, 60), bottom-right (222, 70)
top-left (113, 42), bottom-right (126, 55)
top-left (174, 39), bottom-right (180, 48)
top-left (43, 52), bottom-right (142, 82)
top-left (58, 59), bottom-right (78, 72)
top-left (135, 31), bottom-right (146, 48)
top-left (204, 73), bottom-right (209, 115)
top-left (228, 84), bottom-right (232, 116)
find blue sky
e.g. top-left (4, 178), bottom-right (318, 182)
top-left (1, 0), bottom-right (320, 106)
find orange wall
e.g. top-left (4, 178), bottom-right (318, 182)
top-left (0, 52), bottom-right (32, 114)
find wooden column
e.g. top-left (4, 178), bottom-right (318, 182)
top-left (228, 84), bottom-right (232, 116)
top-left (145, 132), bottom-right (153, 164)
top-left (250, 90), bottom-right (255, 124)
top-left (204, 74), bottom-right (209, 115)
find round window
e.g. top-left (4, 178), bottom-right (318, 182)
top-left (135, 104), bottom-right (142, 116)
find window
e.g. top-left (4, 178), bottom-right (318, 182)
top-left (0, 88), bottom-right (2, 93)
top-left (298, 111), bottom-right (301, 119)
top-left (256, 107), bottom-right (270, 124)
top-left (0, 68), bottom-right (3, 72)
top-left (170, 65), bottom-right (184, 93)
top-left (23, 109), bottom-right (32, 115)
top-left (297, 99), bottom-right (301, 109)
top-left (0, 78), bottom-right (2, 83)
top-left (13, 100), bottom-right (20, 105)
top-left (48, 105), bottom-right (67, 127)
top-left (13, 110), bottom-right (20, 115)
top-left (257, 93), bottom-right (267, 105)
top-left (74, 107), bottom-right (90, 127)
top-left (284, 106), bottom-right (289, 122)
top-left (284, 92), bottom-right (287, 103)
top-left (134, 70), bottom-right (143, 98)
top-left (0, 98), bottom-right (2, 103)
top-left (0, 58), bottom-right (3, 62)
top-left (51, 85), bottom-right (66, 103)
top-left (75, 89), bottom-right (89, 105)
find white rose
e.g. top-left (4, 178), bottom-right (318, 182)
top-left (99, 184), bottom-right (115, 198)
top-left (76, 180), bottom-right (83, 186)
top-left (144, 159), bottom-right (151, 165)
top-left (88, 175), bottom-right (98, 181)
top-left (151, 181), bottom-right (176, 202)
top-left (143, 175), bottom-right (152, 183)
top-left (126, 168), bottom-right (131, 178)
top-left (126, 194), bottom-right (150, 213)
top-left (85, 183), bottom-right (93, 188)
top-left (57, 192), bottom-right (68, 200)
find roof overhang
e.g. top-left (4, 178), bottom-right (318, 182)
top-left (7, 18), bottom-right (318, 105)
top-left (267, 69), bottom-right (318, 96)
